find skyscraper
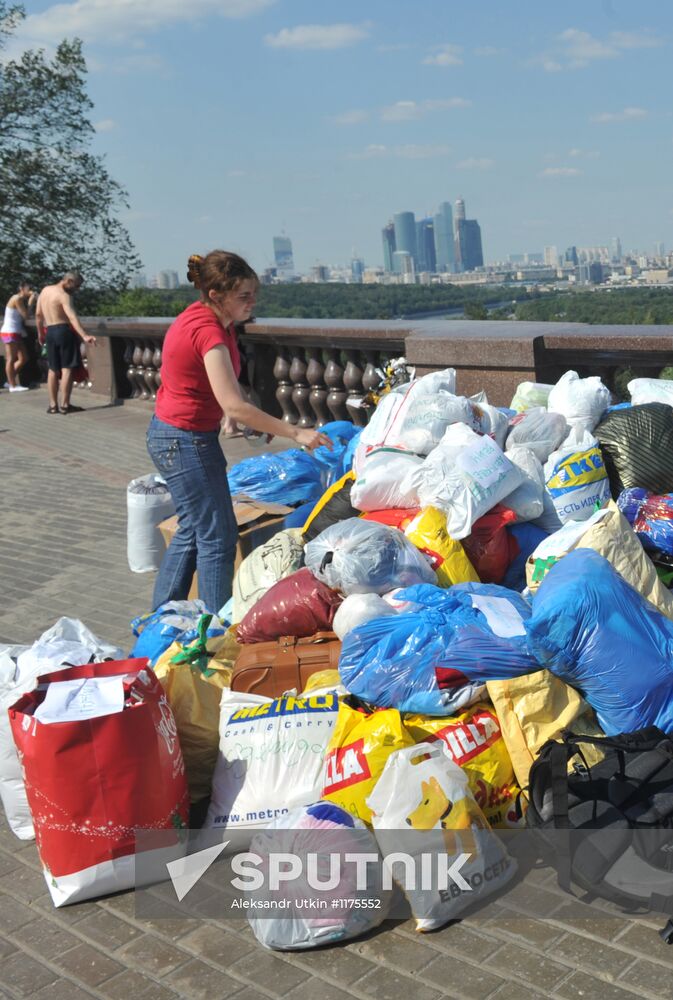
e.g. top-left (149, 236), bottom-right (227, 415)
top-left (382, 222), bottom-right (396, 273)
top-left (455, 219), bottom-right (484, 271)
top-left (454, 198), bottom-right (466, 223)
top-left (433, 201), bottom-right (456, 272)
top-left (351, 257), bottom-right (365, 282)
top-left (544, 246), bottom-right (559, 268)
top-left (415, 218), bottom-right (436, 273)
top-left (611, 237), bottom-right (622, 262)
top-left (393, 212), bottom-right (417, 266)
top-left (565, 246), bottom-right (579, 266)
top-left (273, 235), bottom-right (294, 277)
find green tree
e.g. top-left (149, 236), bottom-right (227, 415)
top-left (0, 3), bottom-right (140, 299)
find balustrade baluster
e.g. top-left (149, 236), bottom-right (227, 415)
top-left (306, 348), bottom-right (329, 427)
top-left (273, 350), bottom-right (298, 423)
top-left (324, 349), bottom-right (348, 422)
top-left (344, 350), bottom-right (367, 426)
top-left (360, 351), bottom-right (381, 425)
top-left (140, 341), bottom-right (154, 399)
top-left (153, 343), bottom-right (163, 389)
top-left (289, 349), bottom-right (314, 428)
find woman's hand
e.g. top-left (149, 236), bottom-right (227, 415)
top-left (294, 427), bottom-right (333, 451)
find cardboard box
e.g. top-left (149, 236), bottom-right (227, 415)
top-left (158, 495), bottom-right (295, 602)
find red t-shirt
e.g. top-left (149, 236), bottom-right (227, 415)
top-left (155, 301), bottom-right (241, 431)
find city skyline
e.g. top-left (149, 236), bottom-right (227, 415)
top-left (12, 2), bottom-right (672, 276)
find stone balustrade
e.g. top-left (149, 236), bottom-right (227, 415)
top-left (12, 316), bottom-right (673, 416)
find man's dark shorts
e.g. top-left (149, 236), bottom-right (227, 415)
top-left (46, 323), bottom-right (80, 371)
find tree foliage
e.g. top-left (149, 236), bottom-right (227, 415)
top-left (0, 3), bottom-right (140, 299)
top-left (514, 287), bottom-right (673, 325)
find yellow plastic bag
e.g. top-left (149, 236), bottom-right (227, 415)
top-left (302, 669), bottom-right (341, 694)
top-left (404, 507), bottom-right (479, 587)
top-left (487, 671), bottom-right (603, 789)
top-left (154, 617), bottom-right (239, 803)
top-left (322, 699), bottom-right (414, 823)
top-left (405, 702), bottom-right (523, 828)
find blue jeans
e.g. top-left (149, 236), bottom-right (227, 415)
top-left (146, 415), bottom-right (237, 614)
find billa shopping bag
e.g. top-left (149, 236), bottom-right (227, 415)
top-left (9, 659), bottom-right (189, 907)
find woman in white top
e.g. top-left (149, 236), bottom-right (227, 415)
top-left (1, 280), bottom-right (36, 392)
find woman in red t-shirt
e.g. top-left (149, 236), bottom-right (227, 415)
top-left (147, 249), bottom-right (331, 615)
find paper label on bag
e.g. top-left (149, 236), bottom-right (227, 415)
top-left (34, 676), bottom-right (125, 724)
top-left (470, 595), bottom-right (526, 638)
top-left (457, 440), bottom-right (508, 492)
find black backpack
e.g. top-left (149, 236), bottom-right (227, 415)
top-left (526, 726), bottom-right (673, 942)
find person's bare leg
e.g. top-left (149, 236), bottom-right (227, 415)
top-left (14, 343), bottom-right (27, 377)
top-left (47, 369), bottom-right (59, 409)
top-left (60, 368), bottom-right (75, 409)
top-left (5, 344), bottom-right (17, 388)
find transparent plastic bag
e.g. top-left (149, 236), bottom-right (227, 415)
top-left (505, 408), bottom-right (568, 464)
top-left (547, 370), bottom-right (609, 434)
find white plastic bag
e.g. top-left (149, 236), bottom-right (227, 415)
top-left (509, 381), bottom-right (554, 412)
top-left (232, 529), bottom-right (304, 622)
top-left (0, 621), bottom-right (124, 840)
top-left (403, 424), bottom-right (524, 540)
top-left (204, 690), bottom-right (340, 840)
top-left (333, 593), bottom-right (397, 640)
top-left (505, 408), bottom-right (569, 464)
top-left (628, 378), bottom-right (673, 407)
top-left (385, 392), bottom-right (479, 455)
top-left (247, 803), bottom-right (389, 950)
top-left (544, 427), bottom-right (611, 524)
top-left (359, 368), bottom-right (457, 449)
top-left (473, 402), bottom-right (509, 449)
top-left (127, 473), bottom-right (175, 573)
top-left (547, 370), bottom-right (610, 434)
top-left (367, 741), bottom-right (516, 931)
top-left (503, 446), bottom-right (545, 522)
top-left (305, 518), bottom-right (436, 595)
top-left (350, 448), bottom-right (422, 511)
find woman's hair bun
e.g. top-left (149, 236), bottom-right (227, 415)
top-left (187, 254), bottom-right (204, 288)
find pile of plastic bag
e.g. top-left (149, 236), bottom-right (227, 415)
top-left (9, 363), bottom-right (673, 954)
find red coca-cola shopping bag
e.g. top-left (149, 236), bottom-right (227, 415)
top-left (9, 658), bottom-right (189, 906)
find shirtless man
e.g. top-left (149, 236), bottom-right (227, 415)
top-left (35, 270), bottom-right (96, 414)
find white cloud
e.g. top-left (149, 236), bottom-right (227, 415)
top-left (333, 109), bottom-right (369, 125)
top-left (568, 147), bottom-right (600, 159)
top-left (348, 143), bottom-right (451, 160)
top-left (539, 167), bottom-right (582, 177)
top-left (20, 0), bottom-right (275, 45)
top-left (381, 97), bottom-right (470, 121)
top-left (533, 26), bottom-right (663, 72)
top-left (423, 43), bottom-right (462, 67)
top-left (591, 106), bottom-right (649, 123)
top-left (456, 157), bottom-right (494, 170)
top-left (93, 118), bottom-right (115, 132)
top-left (474, 46), bottom-right (502, 57)
top-left (264, 22), bottom-right (370, 50)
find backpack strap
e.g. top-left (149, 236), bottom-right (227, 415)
top-left (549, 741), bottom-right (573, 891)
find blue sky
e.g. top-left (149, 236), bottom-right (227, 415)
top-left (13, 1), bottom-right (673, 277)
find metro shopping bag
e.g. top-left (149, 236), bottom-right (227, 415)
top-left (9, 659), bottom-right (189, 906)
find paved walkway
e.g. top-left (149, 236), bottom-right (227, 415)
top-left (1, 387), bottom-right (673, 1000)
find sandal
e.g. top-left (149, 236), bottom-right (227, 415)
top-left (59, 403), bottom-right (84, 414)
top-left (46, 405), bottom-right (59, 414)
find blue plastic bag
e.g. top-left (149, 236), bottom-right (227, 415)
top-left (312, 422), bottom-right (361, 485)
top-left (502, 523), bottom-right (548, 591)
top-left (527, 548), bottom-right (673, 735)
top-left (130, 601), bottom-right (224, 664)
top-left (338, 582), bottom-right (538, 716)
top-left (283, 501), bottom-right (315, 529)
top-left (617, 487), bottom-right (673, 556)
top-left (227, 449), bottom-right (323, 507)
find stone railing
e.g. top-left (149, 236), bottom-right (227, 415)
top-left (17, 316), bottom-right (672, 418)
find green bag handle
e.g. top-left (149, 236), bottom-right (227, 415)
top-left (169, 614), bottom-right (216, 677)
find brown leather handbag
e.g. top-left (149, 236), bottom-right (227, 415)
top-left (231, 632), bottom-right (341, 698)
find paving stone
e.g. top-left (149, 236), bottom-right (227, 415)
top-left (549, 901), bottom-right (632, 941)
top-left (29, 979), bottom-right (98, 1000)
top-left (0, 900), bottom-right (42, 934)
top-left (226, 990), bottom-right (270, 1000)
top-left (2, 951), bottom-right (59, 996)
top-left (11, 916), bottom-right (81, 959)
top-left (0, 865), bottom-right (47, 903)
top-left (483, 910), bottom-right (563, 949)
top-left (357, 965), bottom-right (442, 1000)
top-left (74, 909), bottom-right (145, 951)
top-left (286, 979), bottom-right (361, 1000)
top-left (0, 853), bottom-right (23, 878)
top-left (411, 921), bottom-right (502, 960)
top-left (298, 944), bottom-right (380, 986)
top-left (421, 953), bottom-right (506, 999)
top-left (100, 969), bottom-right (181, 1000)
top-left (178, 924), bottom-right (256, 967)
top-left (549, 931), bottom-right (635, 978)
top-left (0, 936), bottom-right (17, 960)
top-left (162, 958), bottom-right (243, 999)
top-left (489, 986), bottom-right (549, 1000)
top-left (497, 882), bottom-right (565, 919)
top-left (230, 949), bottom-right (311, 995)
top-left (352, 929), bottom-right (434, 973)
top-left (54, 943), bottom-right (126, 987)
top-left (615, 922), bottom-right (673, 966)
top-left (118, 935), bottom-right (188, 976)
top-left (555, 971), bottom-right (642, 1000)
top-left (617, 958), bottom-right (673, 999)
top-left (488, 942), bottom-right (569, 991)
